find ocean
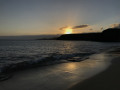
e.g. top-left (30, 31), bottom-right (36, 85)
top-left (0, 40), bottom-right (120, 74)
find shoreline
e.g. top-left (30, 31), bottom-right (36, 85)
top-left (0, 52), bottom-right (111, 90)
top-left (68, 50), bottom-right (120, 90)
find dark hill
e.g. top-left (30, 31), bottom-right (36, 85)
top-left (57, 28), bottom-right (120, 42)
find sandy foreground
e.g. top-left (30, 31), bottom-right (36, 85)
top-left (0, 50), bottom-right (116, 90)
top-left (68, 49), bottom-right (120, 90)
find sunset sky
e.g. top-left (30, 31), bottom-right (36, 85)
top-left (0, 0), bottom-right (120, 36)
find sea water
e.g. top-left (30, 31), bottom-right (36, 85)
top-left (0, 40), bottom-right (120, 73)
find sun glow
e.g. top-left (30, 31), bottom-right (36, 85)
top-left (65, 28), bottom-right (73, 34)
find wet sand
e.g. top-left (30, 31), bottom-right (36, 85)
top-left (68, 50), bottom-right (120, 90)
top-left (0, 53), bottom-right (112, 90)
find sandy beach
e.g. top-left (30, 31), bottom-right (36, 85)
top-left (0, 52), bottom-right (112, 90)
top-left (68, 49), bottom-right (120, 90)
top-left (1, 0), bottom-right (120, 90)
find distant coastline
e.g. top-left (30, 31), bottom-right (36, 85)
top-left (0, 35), bottom-right (60, 41)
top-left (57, 28), bottom-right (120, 42)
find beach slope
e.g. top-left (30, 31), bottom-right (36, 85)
top-left (68, 49), bottom-right (120, 90)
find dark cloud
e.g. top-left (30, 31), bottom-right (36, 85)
top-left (101, 27), bottom-right (104, 30)
top-left (72, 25), bottom-right (89, 29)
top-left (111, 23), bottom-right (120, 29)
top-left (59, 24), bottom-right (90, 31)
top-left (89, 29), bottom-right (93, 31)
top-left (59, 26), bottom-right (68, 30)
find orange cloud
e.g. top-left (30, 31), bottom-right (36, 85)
top-left (111, 23), bottom-right (120, 29)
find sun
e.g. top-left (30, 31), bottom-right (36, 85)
top-left (65, 28), bottom-right (73, 34)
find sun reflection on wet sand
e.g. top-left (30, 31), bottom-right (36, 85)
top-left (57, 53), bottom-right (111, 82)
top-left (65, 63), bottom-right (77, 70)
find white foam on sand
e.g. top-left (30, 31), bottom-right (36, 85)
top-left (0, 53), bottom-right (112, 90)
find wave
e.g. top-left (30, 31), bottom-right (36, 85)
top-left (0, 52), bottom-right (93, 78)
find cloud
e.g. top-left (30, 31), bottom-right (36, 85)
top-left (59, 24), bottom-right (90, 31)
top-left (89, 29), bottom-right (93, 31)
top-left (111, 23), bottom-right (120, 29)
top-left (72, 25), bottom-right (89, 29)
top-left (59, 26), bottom-right (69, 30)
